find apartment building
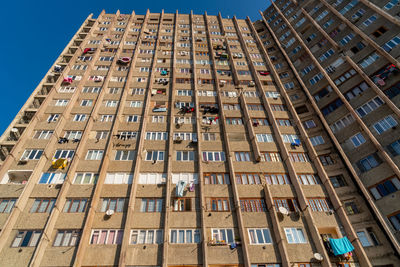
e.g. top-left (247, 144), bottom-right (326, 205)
top-left (258, 0), bottom-right (400, 255)
top-left (0, 6), bottom-right (398, 267)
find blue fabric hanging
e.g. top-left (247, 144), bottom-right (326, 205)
top-left (176, 180), bottom-right (187, 197)
top-left (329, 237), bottom-right (354, 256)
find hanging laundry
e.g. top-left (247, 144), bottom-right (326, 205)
top-left (54, 65), bottom-right (62, 72)
top-left (328, 237), bottom-right (354, 256)
top-left (63, 77), bottom-right (73, 84)
top-left (161, 70), bottom-right (168, 76)
top-left (189, 182), bottom-right (195, 192)
top-left (176, 180), bottom-right (187, 197)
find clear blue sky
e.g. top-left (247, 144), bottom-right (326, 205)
top-left (0, 0), bottom-right (270, 134)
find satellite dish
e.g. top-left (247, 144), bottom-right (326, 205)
top-left (278, 206), bottom-right (289, 215)
top-left (106, 209), bottom-right (114, 216)
top-left (314, 253), bottom-right (323, 261)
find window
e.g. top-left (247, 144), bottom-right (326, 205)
top-left (349, 132), bottom-right (366, 147)
top-left (81, 99), bottom-right (93, 106)
top-left (289, 153), bottom-right (310, 163)
top-left (356, 228), bottom-right (379, 247)
top-left (130, 229), bottom-right (163, 244)
top-left (202, 151), bottom-right (226, 162)
top-left (129, 101), bottom-right (143, 107)
top-left (140, 198), bottom-right (163, 212)
top-left (330, 114), bottom-right (355, 132)
top-left (356, 153), bottom-right (382, 172)
top-left (369, 176), bottom-right (400, 200)
top-left (344, 81), bottom-right (369, 100)
top-left (101, 198), bottom-right (125, 212)
top-left (73, 114), bottom-right (87, 122)
top-left (344, 201), bottom-right (359, 215)
top-left (170, 229), bottom-right (200, 244)
top-left (308, 198), bottom-right (331, 212)
top-left (359, 52), bottom-right (380, 69)
top-left (373, 115), bottom-right (398, 134)
top-left (20, 149), bottom-right (43, 160)
top-left (173, 198), bottom-right (194, 212)
top-left (388, 212), bottom-right (400, 230)
top-left (235, 152), bottom-right (251, 162)
top-left (131, 88), bottom-right (145, 95)
top-left (73, 173), bottom-right (98, 184)
top-left (264, 174), bottom-right (290, 185)
top-left (105, 100), bottom-right (118, 107)
top-left (211, 229), bottom-right (234, 243)
top-left (334, 69), bottom-right (357, 86)
top-left (109, 88), bottom-right (121, 94)
top-left (207, 198), bottom-right (230, 211)
top-left (33, 130), bottom-right (53, 139)
top-left (53, 149), bottom-right (75, 160)
top-left (116, 131), bottom-right (137, 141)
top-left (145, 132), bottom-right (168, 140)
top-left (82, 87), bottom-right (101, 93)
top-left (356, 96), bottom-right (384, 117)
top-left (86, 150), bottom-right (104, 160)
top-left (248, 228), bottom-right (272, 244)
top-left (330, 175), bottom-right (347, 188)
top-left (152, 116), bottom-right (164, 123)
top-left (115, 150), bottom-right (136, 161)
top-left (53, 230), bottom-right (80, 247)
top-left (274, 198), bottom-right (299, 212)
top-left (309, 73), bottom-right (324, 85)
top-left (55, 99), bottom-right (69, 106)
top-left (236, 173), bottom-right (261, 185)
top-left (240, 199), bottom-right (266, 212)
top-left (362, 15), bottom-right (377, 27)
top-left (30, 198), bottom-right (55, 213)
top-left (298, 174), bottom-right (320, 185)
top-left (47, 114), bottom-right (60, 122)
top-left (261, 152), bottom-right (282, 162)
top-left (11, 230), bottom-right (42, 247)
top-left (226, 118), bottom-right (243, 125)
top-left (64, 131), bottom-right (82, 140)
top-left (319, 48), bottom-right (335, 62)
top-left (90, 229), bottom-right (123, 245)
top-left (38, 172), bottom-right (66, 184)
top-left (256, 134), bottom-right (274, 143)
top-left (276, 119), bottom-right (292, 126)
top-left (58, 86), bottom-right (76, 93)
top-left (0, 199), bottom-right (16, 213)
top-left (105, 173), bottom-right (133, 184)
top-left (282, 134), bottom-right (300, 144)
top-left (127, 115), bottom-right (140, 123)
top-left (64, 198), bottom-right (88, 213)
top-left (175, 151), bottom-right (195, 162)
top-left (100, 115), bottom-right (114, 122)
top-left (139, 173), bottom-right (167, 184)
top-left (284, 228), bottom-right (306, 243)
top-left (319, 154), bottom-right (334, 165)
top-left (252, 118), bottom-right (270, 126)
top-left (303, 120), bottom-right (316, 129)
top-left (202, 133), bottom-right (217, 141)
top-left (145, 150), bottom-right (164, 161)
top-left (173, 132), bottom-right (197, 141)
top-left (384, 0), bottom-right (400, 10)
top-left (271, 104), bottom-right (287, 111)
top-left (204, 173), bottom-right (230, 184)
top-left (310, 136), bottom-right (325, 146)
top-left (388, 139), bottom-right (400, 156)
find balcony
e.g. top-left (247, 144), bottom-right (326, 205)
top-left (1, 170), bottom-right (33, 184)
